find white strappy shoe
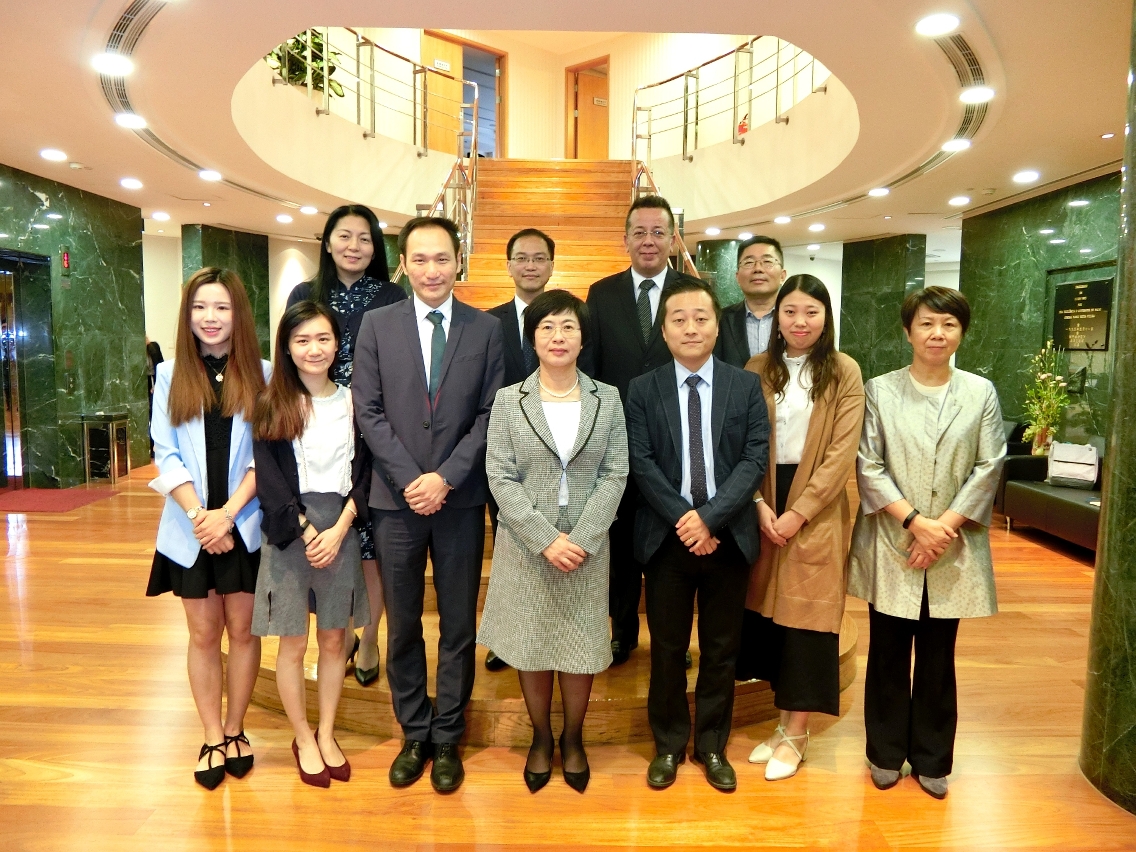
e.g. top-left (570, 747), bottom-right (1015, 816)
top-left (765, 730), bottom-right (809, 781)
top-left (748, 724), bottom-right (786, 764)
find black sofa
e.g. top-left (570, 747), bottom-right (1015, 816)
top-left (998, 443), bottom-right (1103, 552)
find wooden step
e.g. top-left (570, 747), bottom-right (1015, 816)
top-left (474, 213), bottom-right (626, 229)
top-left (472, 238), bottom-right (629, 257)
top-left (478, 199), bottom-right (630, 216)
top-left (478, 158), bottom-right (634, 173)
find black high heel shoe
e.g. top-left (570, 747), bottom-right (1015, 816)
top-left (194, 742), bottom-right (226, 790)
top-left (523, 739), bottom-right (553, 793)
top-left (559, 733), bottom-right (590, 793)
top-left (346, 634), bottom-right (360, 670)
top-left (223, 731), bottom-right (254, 778)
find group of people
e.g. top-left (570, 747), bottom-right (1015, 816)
top-left (146, 193), bottom-right (1006, 802)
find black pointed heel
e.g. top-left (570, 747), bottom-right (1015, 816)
top-left (559, 733), bottom-right (591, 793)
top-left (194, 742), bottom-right (226, 790)
top-left (223, 731), bottom-right (254, 778)
top-left (524, 767), bottom-right (552, 792)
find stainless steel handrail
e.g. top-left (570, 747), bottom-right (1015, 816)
top-left (631, 161), bottom-right (700, 279)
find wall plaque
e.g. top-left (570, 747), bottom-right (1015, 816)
top-left (1053, 278), bottom-right (1112, 351)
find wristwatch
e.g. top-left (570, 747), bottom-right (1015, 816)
top-left (442, 476), bottom-right (453, 491)
top-left (187, 506), bottom-right (205, 521)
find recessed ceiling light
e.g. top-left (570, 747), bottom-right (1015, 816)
top-left (1068, 199), bottom-right (1090, 207)
top-left (32, 223), bottom-right (49, 230)
top-left (157, 229), bottom-right (164, 233)
top-left (40, 148), bottom-right (67, 162)
top-left (948, 196), bottom-right (970, 206)
top-left (959, 86), bottom-right (995, 104)
top-left (773, 216), bottom-right (791, 224)
top-left (941, 139), bottom-right (971, 152)
top-left (807, 243), bottom-right (821, 251)
top-left (915, 13), bottom-right (960, 37)
top-left (1102, 132), bottom-right (1115, 139)
top-left (737, 232), bottom-right (754, 241)
top-left (1039, 228), bottom-right (1055, 235)
top-left (1049, 238), bottom-right (1066, 244)
top-left (276, 214), bottom-right (293, 224)
top-left (378, 221), bottom-right (389, 229)
top-left (120, 177), bottom-right (143, 190)
top-left (91, 52), bottom-right (134, 76)
top-left (808, 223), bottom-right (825, 232)
top-left (1080, 248), bottom-right (1092, 254)
top-left (705, 227), bottom-right (721, 236)
top-left (884, 215), bottom-right (893, 220)
top-left (1013, 170), bottom-right (1040, 183)
top-left (203, 202), bottom-right (211, 207)
top-left (152, 211), bottom-right (170, 221)
top-left (114, 112), bottom-right (147, 129)
top-left (868, 187), bottom-right (890, 197)
top-left (46, 213), bottom-right (63, 220)
top-left (199, 169), bottom-right (222, 182)
top-left (299, 205), bottom-right (318, 215)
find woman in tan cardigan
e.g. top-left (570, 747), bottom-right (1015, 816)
top-left (738, 274), bottom-right (865, 781)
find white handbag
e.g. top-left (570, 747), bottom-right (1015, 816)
top-left (1047, 442), bottom-right (1100, 490)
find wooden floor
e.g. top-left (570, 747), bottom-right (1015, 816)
top-left (1, 466), bottom-right (1133, 850)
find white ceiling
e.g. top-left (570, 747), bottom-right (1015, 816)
top-left (0, 1), bottom-right (1128, 259)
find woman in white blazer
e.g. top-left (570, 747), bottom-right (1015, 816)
top-left (847, 287), bottom-right (1006, 800)
top-left (145, 268), bottom-right (269, 790)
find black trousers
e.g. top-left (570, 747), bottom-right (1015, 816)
top-left (645, 530), bottom-right (748, 755)
top-left (372, 505), bottom-right (485, 744)
top-left (864, 583), bottom-right (960, 778)
top-left (609, 481), bottom-right (646, 648)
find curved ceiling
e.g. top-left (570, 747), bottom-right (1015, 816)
top-left (0, 1), bottom-right (1127, 255)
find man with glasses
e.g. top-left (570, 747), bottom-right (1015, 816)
top-left (482, 228), bottom-right (557, 673)
top-left (586, 194), bottom-right (700, 666)
top-left (715, 235), bottom-right (787, 368)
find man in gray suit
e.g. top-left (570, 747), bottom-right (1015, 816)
top-left (715, 235), bottom-right (786, 368)
top-left (626, 279), bottom-right (769, 792)
top-left (353, 217), bottom-right (505, 792)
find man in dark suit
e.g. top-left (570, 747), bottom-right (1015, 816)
top-left (482, 227), bottom-right (557, 673)
top-left (353, 217), bottom-right (505, 793)
top-left (626, 279), bottom-right (769, 792)
top-left (586, 194), bottom-right (700, 665)
top-left (715, 235), bottom-right (786, 368)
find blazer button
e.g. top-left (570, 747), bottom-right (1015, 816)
top-left (422, 421), bottom-right (430, 429)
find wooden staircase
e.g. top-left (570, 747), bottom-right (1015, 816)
top-left (456, 159), bottom-right (635, 309)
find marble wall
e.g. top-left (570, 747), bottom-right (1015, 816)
top-left (839, 235), bottom-right (926, 380)
top-left (0, 162), bottom-right (146, 487)
top-left (957, 172), bottom-right (1121, 437)
top-left (182, 225), bottom-right (271, 358)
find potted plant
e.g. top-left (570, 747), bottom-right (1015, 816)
top-left (266, 30), bottom-right (344, 98)
top-left (1022, 339), bottom-right (1070, 455)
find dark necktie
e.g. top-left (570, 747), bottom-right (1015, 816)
top-left (521, 331), bottom-right (537, 373)
top-left (427, 310), bottom-right (446, 403)
top-left (637, 279), bottom-right (655, 343)
top-left (686, 374), bottom-right (708, 507)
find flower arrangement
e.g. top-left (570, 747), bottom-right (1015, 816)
top-left (1022, 339), bottom-right (1070, 455)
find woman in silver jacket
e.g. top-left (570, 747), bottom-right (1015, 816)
top-left (478, 289), bottom-right (627, 794)
top-left (847, 286), bottom-right (1006, 800)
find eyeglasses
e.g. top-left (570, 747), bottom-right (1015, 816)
top-left (628, 228), bottom-right (672, 242)
top-left (509, 254), bottom-right (551, 265)
top-left (535, 321), bottom-right (581, 337)
top-left (739, 257), bottom-right (782, 271)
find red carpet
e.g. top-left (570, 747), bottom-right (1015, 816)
top-left (0, 487), bottom-right (117, 513)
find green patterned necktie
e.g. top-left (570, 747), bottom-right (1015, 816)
top-left (427, 310), bottom-right (446, 403)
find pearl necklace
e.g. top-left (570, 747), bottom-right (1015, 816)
top-left (539, 372), bottom-right (579, 398)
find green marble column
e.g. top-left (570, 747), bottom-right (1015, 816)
top-left (694, 239), bottom-right (743, 307)
top-left (1079, 0), bottom-right (1136, 816)
top-left (182, 224), bottom-right (270, 357)
top-left (839, 235), bottom-right (926, 380)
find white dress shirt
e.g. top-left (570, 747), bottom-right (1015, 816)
top-left (630, 268), bottom-right (665, 327)
top-left (413, 292), bottom-right (454, 387)
top-left (674, 358), bottom-right (717, 505)
top-left (513, 294), bottom-right (529, 345)
top-left (776, 354), bottom-right (814, 465)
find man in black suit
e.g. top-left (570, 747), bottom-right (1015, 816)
top-left (482, 227), bottom-right (557, 673)
top-left (586, 194), bottom-right (700, 665)
top-left (626, 279), bottom-right (769, 792)
top-left (353, 217), bottom-right (505, 793)
top-left (715, 235), bottom-right (787, 368)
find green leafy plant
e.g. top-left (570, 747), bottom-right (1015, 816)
top-left (267, 30), bottom-right (344, 98)
top-left (1022, 339), bottom-right (1070, 453)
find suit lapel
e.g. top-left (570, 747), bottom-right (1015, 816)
top-left (658, 368), bottom-right (683, 463)
top-left (435, 297), bottom-right (468, 399)
top-left (710, 359), bottom-right (730, 457)
top-left (499, 304), bottom-right (526, 379)
top-left (400, 302), bottom-right (429, 396)
top-left (614, 269), bottom-right (646, 355)
top-left (567, 373), bottom-right (601, 463)
top-left (936, 375), bottom-right (964, 443)
top-left (517, 372), bottom-right (558, 457)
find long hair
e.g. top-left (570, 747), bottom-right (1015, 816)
top-left (764, 274), bottom-right (838, 403)
top-left (253, 301), bottom-right (341, 442)
top-left (308, 205), bottom-right (390, 303)
top-left (168, 267), bottom-right (265, 426)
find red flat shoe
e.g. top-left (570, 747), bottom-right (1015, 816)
top-left (292, 739), bottom-right (330, 788)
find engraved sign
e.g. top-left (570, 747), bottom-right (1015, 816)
top-left (1053, 278), bottom-right (1112, 351)
top-left (433, 58), bottom-right (451, 72)
top-left (593, 97), bottom-right (608, 107)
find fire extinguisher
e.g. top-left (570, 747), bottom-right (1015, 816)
top-left (737, 113), bottom-right (749, 135)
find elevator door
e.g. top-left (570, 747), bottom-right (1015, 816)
top-left (0, 270), bottom-right (21, 486)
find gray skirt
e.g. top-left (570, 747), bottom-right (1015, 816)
top-left (251, 492), bottom-right (370, 636)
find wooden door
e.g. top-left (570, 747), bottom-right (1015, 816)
top-left (575, 71), bottom-right (609, 160)
top-left (421, 33), bottom-right (463, 156)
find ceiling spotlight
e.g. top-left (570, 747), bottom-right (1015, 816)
top-left (1039, 228), bottom-right (1055, 235)
top-left (773, 215), bottom-right (791, 224)
top-left (1102, 132), bottom-right (1115, 139)
top-left (120, 177), bottom-right (143, 190)
top-left (959, 86), bottom-right (995, 104)
top-left (378, 221), bottom-right (389, 229)
top-left (276, 214), bottom-right (294, 224)
top-left (1049, 238), bottom-right (1066, 244)
top-left (737, 232), bottom-right (754, 241)
top-left (807, 243), bottom-right (821, 251)
top-left (40, 148), bottom-right (67, 162)
top-left (868, 187), bottom-right (890, 197)
top-left (705, 227), bottom-right (721, 236)
top-left (114, 112), bottom-right (147, 129)
top-left (91, 52), bottom-right (134, 76)
top-left (915, 13), bottom-right (960, 37)
top-left (299, 205), bottom-right (318, 215)
top-left (1013, 170), bottom-right (1040, 183)
top-left (941, 138), bottom-right (971, 152)
top-left (1068, 199), bottom-right (1090, 207)
top-left (152, 211), bottom-right (170, 221)
top-left (46, 213), bottom-right (63, 220)
top-left (948, 196), bottom-right (970, 206)
top-left (199, 169), bottom-right (222, 182)
top-left (808, 223), bottom-right (825, 232)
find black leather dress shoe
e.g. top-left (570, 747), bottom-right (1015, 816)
top-left (484, 650), bottom-right (510, 672)
top-left (692, 751), bottom-right (737, 791)
top-left (431, 743), bottom-right (465, 793)
top-left (610, 640), bottom-right (633, 666)
top-left (647, 751), bottom-right (685, 788)
top-left (389, 740), bottom-right (431, 787)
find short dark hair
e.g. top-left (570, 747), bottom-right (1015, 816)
top-left (398, 216), bottom-right (461, 258)
top-left (901, 286), bottom-right (971, 334)
top-left (659, 278), bottom-right (720, 320)
top-left (626, 194), bottom-right (675, 233)
top-left (736, 235), bottom-right (783, 266)
top-left (506, 228), bottom-right (556, 261)
top-left (522, 289), bottom-right (590, 348)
